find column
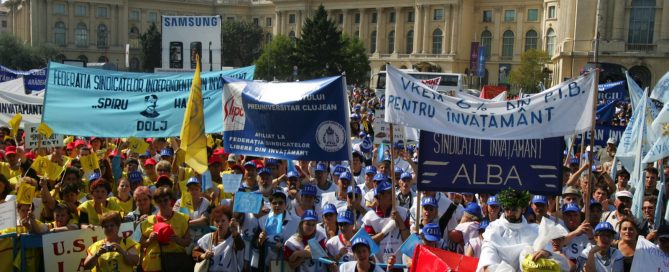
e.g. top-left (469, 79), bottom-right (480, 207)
top-left (450, 4), bottom-right (459, 54)
top-left (660, 0), bottom-right (669, 40)
top-left (393, 7), bottom-right (402, 54)
top-left (342, 9), bottom-right (351, 35)
top-left (296, 10), bottom-right (302, 37)
top-left (273, 11), bottom-right (279, 35)
top-left (443, 4), bottom-right (451, 54)
top-left (359, 9), bottom-right (367, 48)
top-left (612, 0), bottom-right (625, 40)
top-left (421, 5), bottom-right (429, 53)
top-left (376, 8), bottom-right (385, 54)
top-left (412, 4), bottom-right (422, 54)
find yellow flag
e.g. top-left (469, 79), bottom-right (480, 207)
top-left (16, 183), bottom-right (35, 205)
top-left (179, 55), bottom-right (208, 174)
top-left (127, 137), bottom-right (149, 154)
top-left (207, 134), bottom-right (214, 148)
top-left (36, 123), bottom-right (53, 138)
top-left (8, 114), bottom-right (21, 137)
top-left (63, 136), bottom-right (74, 145)
top-left (30, 156), bottom-right (49, 175)
top-left (80, 153), bottom-right (100, 173)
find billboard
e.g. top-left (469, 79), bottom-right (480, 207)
top-left (162, 16), bottom-right (222, 71)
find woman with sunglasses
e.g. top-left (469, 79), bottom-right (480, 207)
top-left (84, 211), bottom-right (139, 271)
top-left (284, 209), bottom-right (328, 271)
top-left (257, 190), bottom-right (300, 271)
top-left (326, 210), bottom-right (356, 263)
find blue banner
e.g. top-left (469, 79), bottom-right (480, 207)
top-left (43, 62), bottom-right (255, 137)
top-left (417, 131), bottom-right (563, 195)
top-left (575, 124), bottom-right (626, 153)
top-left (596, 101), bottom-right (617, 123)
top-left (223, 76), bottom-right (351, 161)
top-left (598, 81), bottom-right (627, 102)
top-left (0, 65), bottom-right (47, 92)
top-left (477, 46), bottom-right (486, 78)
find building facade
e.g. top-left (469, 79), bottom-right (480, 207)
top-left (0, 6), bottom-right (8, 33)
top-left (5, 0), bottom-right (669, 89)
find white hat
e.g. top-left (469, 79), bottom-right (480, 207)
top-left (615, 190), bottom-right (633, 199)
top-left (607, 137), bottom-right (617, 145)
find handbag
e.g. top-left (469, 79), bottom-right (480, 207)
top-left (194, 232), bottom-right (215, 272)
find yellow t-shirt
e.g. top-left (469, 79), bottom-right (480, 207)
top-left (0, 162), bottom-right (21, 184)
top-left (77, 200), bottom-right (122, 226)
top-left (140, 212), bottom-right (189, 272)
top-left (87, 238), bottom-right (138, 272)
top-left (107, 196), bottom-right (133, 217)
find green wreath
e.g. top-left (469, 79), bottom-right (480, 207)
top-left (496, 187), bottom-right (532, 209)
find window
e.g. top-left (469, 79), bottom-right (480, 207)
top-left (129, 26), bottom-right (140, 48)
top-left (389, 12), bottom-right (395, 23)
top-left (546, 28), bottom-right (556, 55)
top-left (433, 9), bottom-right (444, 20)
top-left (265, 33), bottom-right (272, 44)
top-left (75, 23), bottom-right (88, 47)
top-left (547, 6), bottom-right (556, 19)
top-left (1, 21), bottom-right (6, 28)
top-left (628, 0), bottom-right (656, 45)
top-left (502, 30), bottom-right (514, 58)
top-left (354, 13), bottom-right (360, 24)
top-left (483, 10), bottom-right (492, 22)
top-left (432, 29), bottom-right (443, 54)
top-left (148, 12), bottom-right (158, 22)
top-left (370, 31), bottom-right (377, 53)
top-left (527, 9), bottom-right (538, 21)
top-left (406, 30), bottom-right (414, 53)
top-left (253, 18), bottom-right (259, 25)
top-left (129, 10), bottom-right (140, 21)
top-left (96, 7), bottom-right (108, 18)
top-left (75, 5), bottom-right (87, 16)
top-left (525, 30), bottom-right (538, 51)
top-left (97, 24), bottom-right (108, 48)
top-left (266, 17), bottom-right (272, 27)
top-left (504, 10), bottom-right (515, 22)
top-left (338, 14), bottom-right (343, 24)
top-left (407, 11), bottom-right (415, 22)
top-left (130, 57), bottom-right (140, 71)
top-left (54, 22), bottom-right (66, 46)
top-left (289, 31), bottom-right (296, 45)
top-left (388, 31), bottom-right (395, 53)
top-left (371, 12), bottom-right (377, 23)
top-left (54, 3), bottom-right (66, 15)
top-left (289, 14), bottom-right (296, 24)
top-left (481, 30), bottom-right (492, 57)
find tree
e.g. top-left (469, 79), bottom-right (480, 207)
top-left (295, 5), bottom-right (345, 80)
top-left (0, 32), bottom-right (58, 70)
top-left (140, 23), bottom-right (161, 71)
top-left (340, 34), bottom-right (371, 85)
top-left (221, 20), bottom-right (264, 67)
top-left (509, 49), bottom-right (550, 93)
top-left (255, 35), bottom-right (296, 81)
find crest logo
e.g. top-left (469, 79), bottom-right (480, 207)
top-left (223, 83), bottom-right (247, 131)
top-left (316, 121), bottom-right (346, 152)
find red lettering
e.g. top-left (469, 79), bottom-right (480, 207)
top-left (57, 261), bottom-right (64, 272)
top-left (72, 239), bottom-right (86, 253)
top-left (52, 241), bottom-right (65, 256)
top-left (224, 96), bottom-right (244, 123)
top-left (76, 257), bottom-right (86, 272)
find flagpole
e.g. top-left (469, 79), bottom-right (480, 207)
top-left (564, 135), bottom-right (576, 166)
top-left (389, 124), bottom-right (397, 212)
top-left (585, 1), bottom-right (602, 220)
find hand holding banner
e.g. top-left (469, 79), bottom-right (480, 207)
top-left (232, 192), bottom-right (263, 214)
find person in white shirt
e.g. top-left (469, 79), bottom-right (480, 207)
top-left (283, 210), bottom-right (328, 272)
top-left (326, 210), bottom-right (356, 263)
top-left (317, 204), bottom-right (339, 239)
top-left (577, 222), bottom-right (624, 272)
top-left (322, 172), bottom-right (353, 211)
top-left (173, 177), bottom-right (210, 243)
top-left (338, 238), bottom-right (386, 272)
top-left (362, 181), bottom-right (410, 265)
top-left (193, 206), bottom-right (244, 271)
top-left (358, 166), bottom-right (377, 198)
top-left (257, 190), bottom-right (300, 271)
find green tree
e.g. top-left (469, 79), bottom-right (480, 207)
top-left (295, 5), bottom-right (345, 80)
top-left (140, 23), bottom-right (161, 71)
top-left (509, 49), bottom-right (550, 93)
top-left (255, 35), bottom-right (296, 81)
top-left (221, 20), bottom-right (264, 67)
top-left (340, 34), bottom-right (371, 85)
top-left (0, 32), bottom-right (57, 70)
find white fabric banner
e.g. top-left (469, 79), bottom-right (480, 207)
top-left (384, 65), bottom-right (596, 140)
top-left (0, 78), bottom-right (43, 127)
top-left (455, 91), bottom-right (507, 102)
top-left (630, 237), bottom-right (669, 271)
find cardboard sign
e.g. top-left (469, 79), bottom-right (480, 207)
top-left (25, 123), bottom-right (63, 149)
top-left (0, 200), bottom-right (16, 231)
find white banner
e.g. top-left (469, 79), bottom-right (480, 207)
top-left (0, 200), bottom-right (16, 231)
top-left (384, 65), bottom-right (596, 140)
top-left (420, 77), bottom-right (441, 91)
top-left (25, 123), bottom-right (64, 149)
top-left (630, 237), bottom-right (669, 271)
top-left (0, 78), bottom-right (43, 127)
top-left (42, 222), bottom-right (135, 272)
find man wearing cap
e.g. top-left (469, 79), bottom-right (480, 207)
top-left (410, 191), bottom-right (463, 234)
top-left (529, 195), bottom-right (561, 224)
top-left (312, 163), bottom-right (336, 206)
top-left (601, 190), bottom-right (635, 232)
top-left (318, 204), bottom-right (339, 238)
top-left (326, 210), bottom-right (357, 263)
top-left (562, 186), bottom-right (582, 206)
top-left (485, 196), bottom-right (501, 222)
top-left (561, 203), bottom-right (593, 264)
top-left (338, 238), bottom-right (386, 272)
top-left (363, 173), bottom-right (387, 208)
top-left (283, 209), bottom-right (328, 272)
top-left (239, 161), bottom-right (259, 192)
top-left (362, 181), bottom-right (410, 265)
top-left (596, 137), bottom-right (617, 164)
top-left (359, 165), bottom-right (377, 200)
top-left (257, 190), bottom-right (300, 271)
top-left (421, 223), bottom-right (448, 250)
top-left (396, 172), bottom-right (414, 209)
top-left (322, 171), bottom-right (354, 211)
top-left (0, 146), bottom-right (22, 182)
top-left (577, 222), bottom-right (624, 271)
top-left (292, 184), bottom-right (320, 218)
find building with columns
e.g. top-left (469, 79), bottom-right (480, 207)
top-left (5, 0), bottom-right (669, 89)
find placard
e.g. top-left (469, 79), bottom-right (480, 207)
top-left (232, 192), bottom-right (263, 214)
top-left (0, 200), bottom-right (16, 231)
top-left (221, 173), bottom-right (243, 193)
top-left (25, 123), bottom-right (63, 149)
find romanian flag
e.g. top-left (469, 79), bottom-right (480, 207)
top-left (8, 114), bottom-right (21, 137)
top-left (179, 55), bottom-right (208, 174)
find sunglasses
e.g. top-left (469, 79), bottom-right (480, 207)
top-left (271, 201), bottom-right (285, 206)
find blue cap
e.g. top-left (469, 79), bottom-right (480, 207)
top-left (264, 158), bottom-right (278, 166)
top-left (422, 223), bottom-right (442, 242)
top-left (364, 165), bottom-right (377, 175)
top-left (374, 181), bottom-right (392, 196)
top-left (258, 167), bottom-right (271, 176)
top-left (351, 237), bottom-right (370, 249)
top-left (322, 204), bottom-right (337, 215)
top-left (594, 222), bottom-right (616, 234)
top-left (339, 171), bottom-right (353, 181)
top-left (394, 166), bottom-right (404, 174)
top-left (315, 163), bottom-right (327, 172)
top-left (139, 151), bottom-right (150, 158)
top-left (333, 165), bottom-right (347, 176)
top-left (569, 157), bottom-right (580, 165)
top-left (589, 198), bottom-right (603, 207)
top-left (243, 161), bottom-right (256, 168)
top-left (301, 185), bottom-right (317, 197)
top-left (464, 202), bottom-right (482, 219)
top-left (461, 192), bottom-right (474, 196)
top-left (421, 196), bottom-right (438, 208)
top-left (88, 172), bottom-right (101, 182)
top-left (487, 196), bottom-right (499, 206)
top-left (532, 195), bottom-right (547, 204)
top-left (271, 189), bottom-right (287, 200)
top-left (287, 171), bottom-right (300, 179)
top-left (400, 172), bottom-right (412, 180)
top-left (347, 186), bottom-right (362, 195)
top-left (128, 171), bottom-right (143, 183)
top-left (393, 142), bottom-right (404, 149)
top-left (354, 105), bottom-right (361, 110)
top-left (159, 148), bottom-right (173, 157)
top-left (350, 113), bottom-right (360, 120)
top-left (301, 210), bottom-right (319, 221)
top-left (337, 210), bottom-right (354, 224)
top-left (562, 203), bottom-right (580, 213)
top-left (373, 173), bottom-right (387, 182)
top-left (479, 219), bottom-right (490, 230)
top-left (186, 177), bottom-right (200, 187)
top-left (358, 131), bottom-right (367, 138)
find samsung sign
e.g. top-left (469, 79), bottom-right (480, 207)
top-left (161, 16), bottom-right (222, 71)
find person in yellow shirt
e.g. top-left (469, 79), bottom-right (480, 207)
top-left (78, 178), bottom-right (122, 227)
top-left (108, 178), bottom-right (133, 216)
top-left (46, 203), bottom-right (79, 232)
top-left (84, 211), bottom-right (139, 272)
top-left (139, 187), bottom-right (192, 272)
top-left (0, 146), bottom-right (22, 185)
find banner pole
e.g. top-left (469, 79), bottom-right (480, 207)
top-left (416, 191), bottom-right (422, 230)
top-left (389, 124), bottom-right (397, 212)
top-left (585, 3), bottom-right (602, 218)
top-left (564, 135), bottom-right (576, 166)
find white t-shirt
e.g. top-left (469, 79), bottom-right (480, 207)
top-left (409, 193), bottom-right (463, 233)
top-left (321, 191), bottom-right (348, 211)
top-left (362, 206), bottom-right (410, 264)
top-left (563, 233), bottom-right (591, 262)
top-left (258, 211), bottom-right (300, 266)
top-left (577, 244), bottom-right (624, 272)
top-left (326, 234), bottom-right (355, 263)
top-left (283, 231), bottom-right (328, 272)
top-left (315, 182), bottom-right (337, 206)
top-left (196, 232), bottom-right (244, 272)
top-left (339, 261), bottom-right (385, 272)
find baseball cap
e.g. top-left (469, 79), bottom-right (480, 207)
top-left (615, 190), bottom-right (633, 199)
top-left (351, 237), bottom-right (370, 250)
top-left (461, 192), bottom-right (475, 196)
top-left (322, 204), bottom-right (337, 215)
top-left (213, 148), bottom-right (226, 156)
top-left (128, 171), bottom-right (143, 184)
top-left (589, 198), bottom-right (602, 208)
top-left (531, 195), bottom-right (547, 205)
top-left (347, 186), bottom-right (362, 195)
top-left (393, 142), bottom-right (404, 150)
top-left (315, 163), bottom-right (327, 172)
top-left (374, 181), bottom-right (392, 196)
top-left (373, 173), bottom-right (387, 182)
top-left (74, 139), bottom-right (86, 147)
top-left (464, 202), bottom-right (482, 219)
top-left (421, 196), bottom-right (438, 208)
top-left (364, 165), bottom-right (377, 175)
top-left (65, 142), bottom-right (75, 150)
top-left (339, 171), bottom-right (353, 181)
top-left (562, 203), bottom-right (580, 213)
top-left (258, 167), bottom-right (271, 176)
top-left (144, 158), bottom-right (157, 167)
top-left (607, 137), bottom-right (617, 145)
top-left (156, 175), bottom-right (173, 188)
top-left (400, 172), bottom-right (412, 180)
top-left (487, 196), bottom-right (499, 206)
top-left (208, 155), bottom-right (223, 165)
top-left (301, 185), bottom-right (317, 197)
top-left (350, 113), bottom-right (360, 120)
top-left (264, 158), bottom-right (278, 166)
top-left (358, 131), bottom-right (367, 138)
top-left (301, 210), bottom-right (319, 221)
top-left (4, 146), bottom-right (16, 156)
top-left (243, 161), bottom-right (256, 169)
top-left (88, 172), bottom-right (101, 182)
top-left (337, 210), bottom-right (354, 224)
top-left (227, 154), bottom-right (239, 163)
top-left (569, 157), bottom-right (580, 165)
top-left (479, 219), bottom-right (490, 230)
top-left (139, 150), bottom-right (151, 158)
top-left (594, 222), bottom-right (616, 234)
top-left (186, 177), bottom-right (200, 187)
top-left (394, 166), bottom-right (404, 174)
top-left (333, 165), bottom-right (347, 176)
top-left (159, 148), bottom-right (173, 157)
top-left (287, 171), bottom-right (300, 179)
top-left (422, 223), bottom-right (442, 242)
top-left (271, 189), bottom-right (287, 200)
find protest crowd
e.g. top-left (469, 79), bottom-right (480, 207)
top-left (0, 61), bottom-right (667, 272)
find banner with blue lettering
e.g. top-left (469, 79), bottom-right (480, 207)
top-left (0, 65), bottom-right (47, 92)
top-left (384, 65), bottom-right (596, 140)
top-left (596, 101), bottom-right (617, 123)
top-left (418, 131), bottom-right (563, 195)
top-left (43, 62), bottom-right (255, 137)
top-left (598, 81), bottom-right (627, 102)
top-left (574, 125), bottom-right (626, 153)
top-left (223, 77), bottom-right (351, 161)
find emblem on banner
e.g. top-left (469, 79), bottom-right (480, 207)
top-left (223, 83), bottom-right (247, 131)
top-left (140, 94), bottom-right (160, 118)
top-left (316, 121), bottom-right (346, 152)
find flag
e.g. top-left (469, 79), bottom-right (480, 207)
top-left (596, 100), bottom-right (617, 123)
top-left (626, 71), bottom-right (644, 110)
top-left (642, 102), bottom-right (669, 163)
top-left (36, 123), bottom-right (53, 138)
top-left (179, 55), bottom-right (208, 174)
top-left (127, 137), bottom-right (149, 154)
top-left (351, 228), bottom-right (379, 254)
top-left (650, 71), bottom-right (669, 103)
top-left (8, 114), bottom-right (21, 137)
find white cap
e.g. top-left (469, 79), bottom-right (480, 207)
top-left (607, 137), bottom-right (617, 145)
top-left (615, 190), bottom-right (633, 199)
